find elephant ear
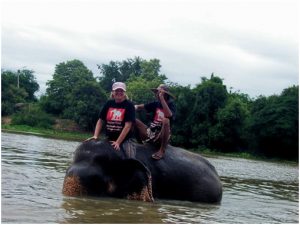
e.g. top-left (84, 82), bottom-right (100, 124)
top-left (112, 159), bottom-right (154, 202)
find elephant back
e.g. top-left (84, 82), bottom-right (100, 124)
top-left (135, 143), bottom-right (223, 203)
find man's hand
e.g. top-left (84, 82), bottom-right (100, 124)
top-left (84, 136), bottom-right (98, 142)
top-left (158, 90), bottom-right (166, 100)
top-left (110, 141), bottom-right (121, 151)
top-left (135, 104), bottom-right (144, 111)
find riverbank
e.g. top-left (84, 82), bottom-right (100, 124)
top-left (2, 124), bottom-right (298, 164)
top-left (2, 124), bottom-right (91, 141)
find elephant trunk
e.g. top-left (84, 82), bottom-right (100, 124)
top-left (62, 164), bottom-right (104, 197)
top-left (62, 175), bottom-right (87, 196)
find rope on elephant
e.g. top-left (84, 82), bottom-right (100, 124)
top-left (147, 174), bottom-right (154, 202)
top-left (121, 139), bottom-right (136, 158)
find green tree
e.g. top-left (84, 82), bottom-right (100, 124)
top-left (43, 59), bottom-right (95, 115)
top-left (63, 81), bottom-right (107, 130)
top-left (1, 69), bottom-right (39, 116)
top-left (139, 59), bottom-right (167, 81)
top-left (170, 84), bottom-right (195, 148)
top-left (126, 77), bottom-right (165, 104)
top-left (118, 58), bottom-right (167, 129)
top-left (97, 57), bottom-right (143, 92)
top-left (97, 57), bottom-right (167, 93)
top-left (97, 61), bottom-right (123, 92)
top-left (248, 85), bottom-right (298, 159)
top-left (18, 69), bottom-right (39, 101)
top-left (41, 59), bottom-right (107, 131)
top-left (209, 93), bottom-right (250, 152)
top-left (188, 74), bottom-right (228, 147)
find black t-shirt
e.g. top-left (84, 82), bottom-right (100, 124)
top-left (144, 100), bottom-right (176, 131)
top-left (99, 99), bottom-right (135, 141)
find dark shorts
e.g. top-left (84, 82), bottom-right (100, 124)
top-left (145, 126), bottom-right (171, 144)
top-left (145, 127), bottom-right (161, 143)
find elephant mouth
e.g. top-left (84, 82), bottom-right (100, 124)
top-left (62, 175), bottom-right (87, 196)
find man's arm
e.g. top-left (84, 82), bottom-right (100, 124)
top-left (159, 92), bottom-right (173, 118)
top-left (85, 118), bottom-right (103, 141)
top-left (93, 119), bottom-right (103, 138)
top-left (134, 104), bottom-right (145, 111)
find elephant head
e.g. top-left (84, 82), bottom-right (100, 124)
top-left (62, 141), bottom-right (154, 202)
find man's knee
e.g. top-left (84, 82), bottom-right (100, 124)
top-left (135, 119), bottom-right (146, 129)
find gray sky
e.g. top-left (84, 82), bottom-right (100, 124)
top-left (1, 0), bottom-right (299, 98)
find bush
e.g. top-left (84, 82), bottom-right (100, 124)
top-left (1, 102), bottom-right (14, 116)
top-left (11, 105), bottom-right (54, 129)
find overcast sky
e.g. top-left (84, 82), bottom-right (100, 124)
top-left (1, 0), bottom-right (299, 98)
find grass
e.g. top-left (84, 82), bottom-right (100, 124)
top-left (196, 147), bottom-right (298, 165)
top-left (2, 124), bottom-right (91, 141)
top-left (198, 148), bottom-right (258, 159)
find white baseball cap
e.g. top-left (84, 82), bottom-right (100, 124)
top-left (112, 82), bottom-right (126, 91)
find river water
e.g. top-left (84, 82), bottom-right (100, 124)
top-left (1, 132), bottom-right (298, 223)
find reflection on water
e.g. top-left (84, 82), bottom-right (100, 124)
top-left (61, 197), bottom-right (168, 223)
top-left (1, 132), bottom-right (299, 223)
top-left (60, 196), bottom-right (225, 224)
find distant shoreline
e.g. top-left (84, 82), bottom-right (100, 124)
top-left (1, 125), bottom-right (90, 142)
top-left (2, 125), bottom-right (297, 165)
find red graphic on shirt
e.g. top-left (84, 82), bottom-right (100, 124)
top-left (154, 108), bottom-right (165, 122)
top-left (106, 108), bottom-right (125, 122)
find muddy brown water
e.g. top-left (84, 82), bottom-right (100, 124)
top-left (1, 132), bottom-right (298, 223)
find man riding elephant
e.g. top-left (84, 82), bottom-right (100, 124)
top-left (135, 84), bottom-right (176, 160)
top-left (85, 82), bottom-right (136, 158)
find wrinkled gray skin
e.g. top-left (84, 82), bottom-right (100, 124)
top-left (63, 140), bottom-right (223, 203)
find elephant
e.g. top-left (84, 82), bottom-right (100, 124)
top-left (62, 140), bottom-right (223, 203)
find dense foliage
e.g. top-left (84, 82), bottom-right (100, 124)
top-left (247, 86), bottom-right (299, 159)
top-left (1, 58), bottom-right (298, 160)
top-left (39, 60), bottom-right (107, 130)
top-left (1, 69), bottom-right (39, 116)
top-left (11, 104), bottom-right (54, 129)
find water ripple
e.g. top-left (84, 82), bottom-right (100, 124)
top-left (1, 132), bottom-right (299, 224)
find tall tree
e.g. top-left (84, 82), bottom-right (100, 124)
top-left (188, 74), bottom-right (228, 147)
top-left (41, 59), bottom-right (107, 131)
top-left (1, 69), bottom-right (39, 115)
top-left (63, 81), bottom-right (107, 130)
top-left (126, 77), bottom-right (162, 104)
top-left (18, 69), bottom-right (40, 101)
top-left (170, 84), bottom-right (195, 148)
top-left (43, 59), bottom-right (95, 115)
top-left (97, 57), bottom-right (167, 93)
top-left (209, 93), bottom-right (250, 152)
